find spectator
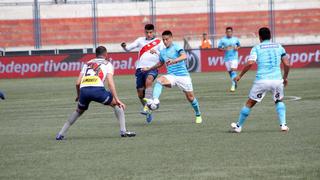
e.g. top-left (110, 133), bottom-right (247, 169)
top-left (200, 32), bottom-right (212, 49)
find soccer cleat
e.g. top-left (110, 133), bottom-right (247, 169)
top-left (140, 105), bottom-right (151, 115)
top-left (230, 85), bottom-right (236, 92)
top-left (280, 125), bottom-right (289, 132)
top-left (120, 131), bottom-right (136, 137)
top-left (140, 98), bottom-right (152, 115)
top-left (231, 122), bottom-right (242, 133)
top-left (195, 116), bottom-right (202, 124)
top-left (0, 91), bottom-right (5, 100)
top-left (146, 113), bottom-right (153, 123)
top-left (55, 134), bottom-right (64, 140)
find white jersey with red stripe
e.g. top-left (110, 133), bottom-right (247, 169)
top-left (79, 58), bottom-right (114, 88)
top-left (125, 37), bottom-right (163, 69)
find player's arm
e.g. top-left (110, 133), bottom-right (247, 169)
top-left (235, 60), bottom-right (255, 82)
top-left (235, 47), bottom-right (256, 82)
top-left (166, 51), bottom-right (187, 65)
top-left (75, 73), bottom-right (83, 101)
top-left (281, 54), bottom-right (290, 87)
top-left (234, 40), bottom-right (241, 50)
top-left (121, 38), bottom-right (139, 52)
top-left (142, 61), bottom-right (164, 72)
top-left (105, 73), bottom-right (126, 109)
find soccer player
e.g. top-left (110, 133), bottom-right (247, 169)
top-left (218, 27), bottom-right (241, 92)
top-left (230, 27), bottom-right (290, 133)
top-left (121, 24), bottom-right (163, 123)
top-left (56, 46), bottom-right (136, 140)
top-left (142, 30), bottom-right (202, 124)
top-left (0, 90), bottom-right (5, 100)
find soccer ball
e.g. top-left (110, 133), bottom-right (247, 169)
top-left (147, 98), bottom-right (160, 110)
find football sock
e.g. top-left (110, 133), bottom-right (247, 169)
top-left (190, 98), bottom-right (201, 116)
top-left (276, 102), bottom-right (286, 126)
top-left (153, 82), bottom-right (163, 99)
top-left (230, 71), bottom-right (237, 86)
top-left (237, 106), bottom-right (251, 127)
top-left (114, 106), bottom-right (127, 133)
top-left (59, 111), bottom-right (82, 136)
top-left (145, 87), bottom-right (153, 99)
top-left (139, 98), bottom-right (145, 106)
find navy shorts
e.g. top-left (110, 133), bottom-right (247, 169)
top-left (78, 87), bottom-right (113, 110)
top-left (135, 68), bottom-right (158, 89)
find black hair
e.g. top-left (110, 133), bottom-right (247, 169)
top-left (95, 46), bottom-right (107, 57)
top-left (162, 30), bottom-right (172, 36)
top-left (259, 27), bottom-right (271, 41)
top-left (144, 24), bottom-right (154, 30)
top-left (226, 27), bottom-right (233, 31)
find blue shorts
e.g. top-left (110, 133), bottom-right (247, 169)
top-left (135, 68), bottom-right (158, 89)
top-left (78, 87), bottom-right (113, 110)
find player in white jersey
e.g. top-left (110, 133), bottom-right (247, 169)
top-left (230, 27), bottom-right (290, 133)
top-left (56, 46), bottom-right (136, 140)
top-left (121, 24), bottom-right (163, 123)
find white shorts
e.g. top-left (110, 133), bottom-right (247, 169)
top-left (249, 80), bottom-right (284, 102)
top-left (225, 60), bottom-right (238, 71)
top-left (163, 74), bottom-right (193, 92)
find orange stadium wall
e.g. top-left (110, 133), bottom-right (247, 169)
top-left (0, 44), bottom-right (319, 79)
top-left (0, 8), bottom-right (319, 48)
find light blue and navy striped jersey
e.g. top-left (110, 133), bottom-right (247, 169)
top-left (249, 40), bottom-right (286, 80)
top-left (217, 36), bottom-right (240, 62)
top-left (159, 43), bottom-right (189, 76)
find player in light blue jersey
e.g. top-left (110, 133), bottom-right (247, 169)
top-left (142, 30), bottom-right (202, 124)
top-left (218, 27), bottom-right (241, 92)
top-left (231, 27), bottom-right (290, 133)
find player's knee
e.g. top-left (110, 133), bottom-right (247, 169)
top-left (186, 93), bottom-right (194, 102)
top-left (76, 109), bottom-right (85, 114)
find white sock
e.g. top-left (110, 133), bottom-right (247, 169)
top-left (114, 106), bottom-right (127, 133)
top-left (58, 111), bottom-right (82, 136)
top-left (145, 87), bottom-right (153, 99)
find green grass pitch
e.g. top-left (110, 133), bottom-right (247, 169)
top-left (0, 68), bottom-right (319, 180)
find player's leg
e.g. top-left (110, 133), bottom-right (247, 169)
top-left (152, 75), bottom-right (173, 100)
top-left (228, 60), bottom-right (238, 92)
top-left (231, 81), bottom-right (266, 132)
top-left (142, 70), bottom-right (158, 123)
top-left (184, 91), bottom-right (202, 124)
top-left (56, 108), bottom-right (85, 140)
top-left (135, 68), bottom-right (146, 106)
top-left (272, 80), bottom-right (289, 131)
top-left (175, 76), bottom-right (202, 123)
top-left (56, 88), bottom-right (90, 140)
top-left (109, 99), bottom-right (136, 137)
top-left (95, 87), bottom-right (135, 137)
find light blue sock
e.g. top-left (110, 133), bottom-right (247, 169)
top-left (237, 106), bottom-right (251, 127)
top-left (276, 102), bottom-right (286, 126)
top-left (153, 82), bottom-right (163, 99)
top-left (191, 98), bottom-right (201, 116)
top-left (230, 71), bottom-right (237, 86)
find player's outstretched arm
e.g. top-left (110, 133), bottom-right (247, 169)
top-left (281, 55), bottom-right (290, 87)
top-left (167, 53), bottom-right (187, 65)
top-left (75, 73), bottom-right (83, 101)
top-left (142, 61), bottom-right (164, 72)
top-left (106, 73), bottom-right (126, 109)
top-left (234, 60), bottom-right (255, 82)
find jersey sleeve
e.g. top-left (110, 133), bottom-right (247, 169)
top-left (159, 51), bottom-right (165, 63)
top-left (174, 44), bottom-right (185, 55)
top-left (80, 64), bottom-right (88, 75)
top-left (105, 63), bottom-right (114, 75)
top-left (248, 46), bottom-right (258, 62)
top-left (280, 45), bottom-right (287, 58)
top-left (126, 38), bottom-right (140, 51)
